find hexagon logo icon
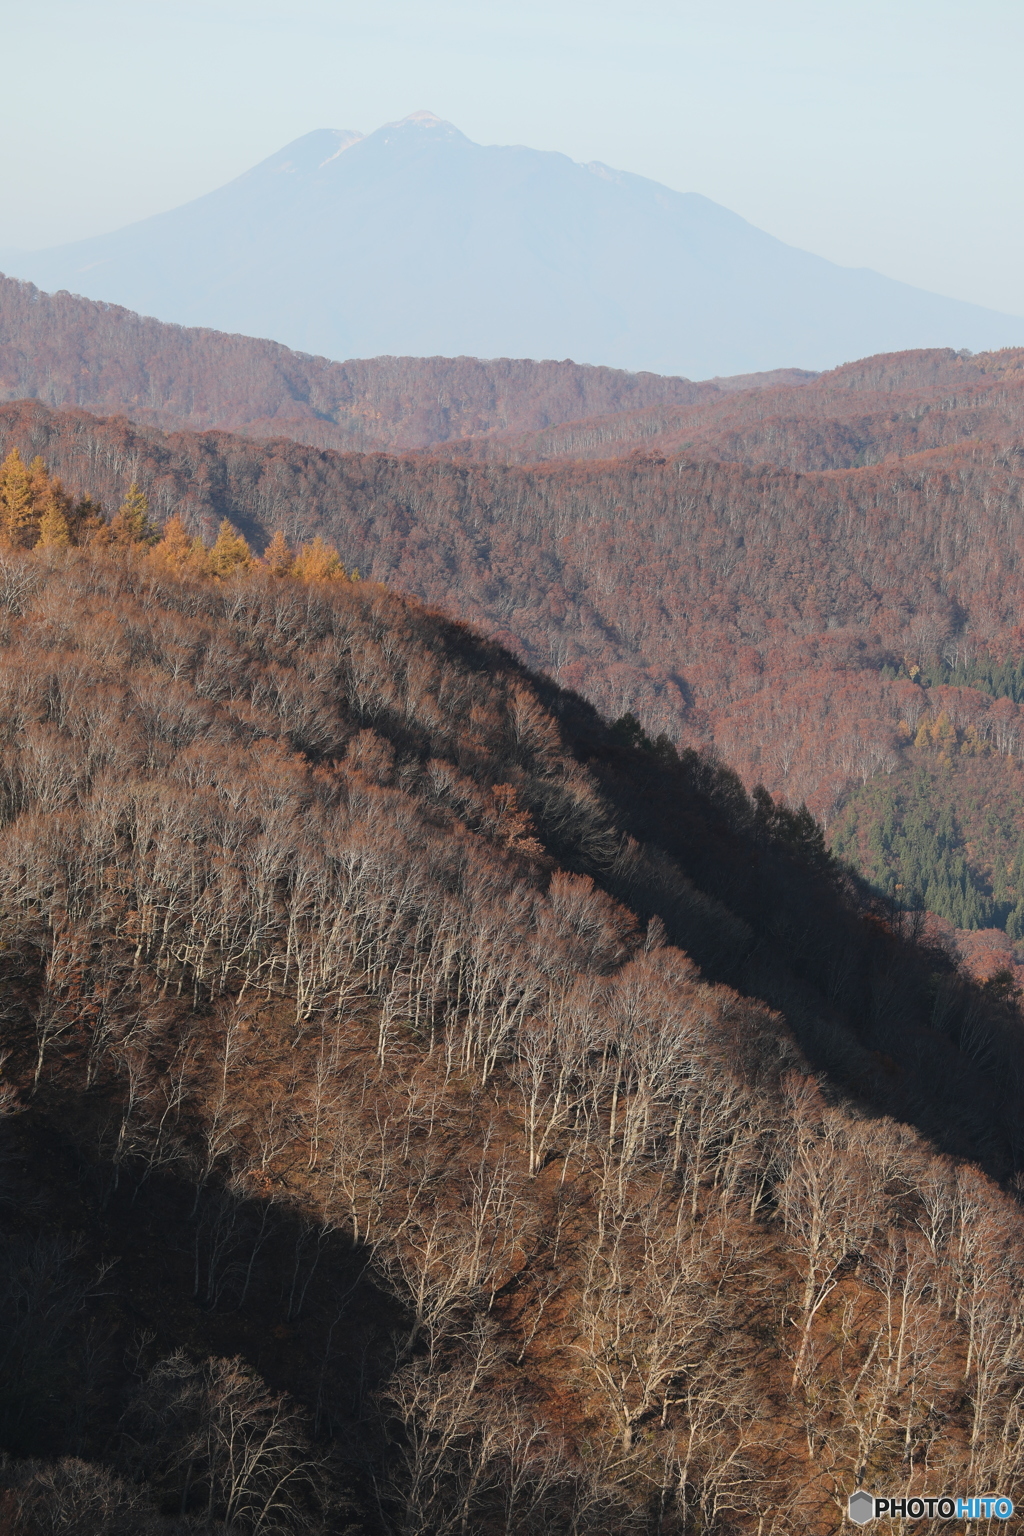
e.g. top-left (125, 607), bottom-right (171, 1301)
top-left (848, 1489), bottom-right (875, 1524)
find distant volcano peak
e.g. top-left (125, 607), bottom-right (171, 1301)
top-left (375, 111), bottom-right (467, 144)
top-left (6, 119), bottom-right (1022, 376)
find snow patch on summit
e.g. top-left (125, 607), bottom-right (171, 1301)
top-left (396, 110), bottom-right (448, 127)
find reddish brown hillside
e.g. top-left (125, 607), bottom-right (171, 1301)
top-left (10, 399), bottom-right (1024, 814)
top-left (4, 399), bottom-right (1024, 821)
top-left (0, 273), bottom-right (795, 452)
top-left (449, 346), bottom-right (1024, 470)
top-left (1, 547), bottom-right (1024, 1534)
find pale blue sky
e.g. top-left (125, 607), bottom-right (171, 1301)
top-left (3, 0), bottom-right (1022, 315)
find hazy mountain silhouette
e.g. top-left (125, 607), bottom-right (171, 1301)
top-left (5, 113), bottom-right (1022, 376)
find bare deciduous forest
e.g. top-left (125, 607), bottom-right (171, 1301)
top-left (5, 379), bottom-right (1024, 831)
top-left (1, 274), bottom-right (793, 454)
top-left (437, 346), bottom-right (1024, 469)
top-left (0, 541), bottom-right (1024, 1533)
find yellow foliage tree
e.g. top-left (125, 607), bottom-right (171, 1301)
top-left (37, 492), bottom-right (71, 549)
top-left (0, 449), bottom-right (36, 546)
top-left (189, 536), bottom-right (212, 576)
top-left (2, 470), bottom-right (374, 598)
top-left (109, 482), bottom-right (157, 546)
top-left (933, 710), bottom-right (956, 747)
top-left (292, 534), bottom-right (346, 583)
top-left (208, 520), bottom-right (252, 579)
top-left (150, 515), bottom-right (197, 577)
top-left (262, 528), bottom-right (293, 577)
top-left (28, 455), bottom-right (51, 515)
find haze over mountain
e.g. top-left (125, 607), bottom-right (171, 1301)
top-left (4, 113), bottom-right (1022, 377)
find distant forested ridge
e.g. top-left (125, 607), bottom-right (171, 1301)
top-left (0, 273), bottom-right (804, 452)
top-left (7, 273), bottom-right (1024, 473)
top-left (2, 544), bottom-right (1024, 1532)
top-left (443, 345), bottom-right (1024, 468)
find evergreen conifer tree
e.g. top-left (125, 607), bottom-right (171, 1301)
top-left (71, 496), bottom-right (108, 545)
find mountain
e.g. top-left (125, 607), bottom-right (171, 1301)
top-left (0, 272), bottom-right (808, 453)
top-left (2, 542), bottom-right (1024, 1533)
top-left (6, 270), bottom-right (1024, 472)
top-left (5, 114), bottom-right (1023, 376)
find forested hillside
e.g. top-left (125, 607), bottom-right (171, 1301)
top-left (8, 273), bottom-right (1024, 477)
top-left (833, 751), bottom-right (1024, 931)
top-left (0, 275), bottom-right (805, 453)
top-left (445, 346), bottom-right (1024, 468)
top-left (7, 333), bottom-right (1024, 943)
top-left (4, 399), bottom-right (1024, 824)
top-left (3, 543), bottom-right (1024, 1533)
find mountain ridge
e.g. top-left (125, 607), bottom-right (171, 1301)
top-left (0, 271), bottom-right (812, 452)
top-left (4, 391), bottom-right (1024, 828)
top-left (436, 344), bottom-right (1024, 467)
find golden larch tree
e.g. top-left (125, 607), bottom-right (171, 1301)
top-left (208, 520), bottom-right (252, 579)
top-left (37, 492), bottom-right (71, 549)
top-left (150, 514), bottom-right (197, 576)
top-left (0, 449), bottom-right (36, 546)
top-left (110, 482), bottom-right (157, 545)
top-left (292, 534), bottom-right (345, 583)
top-left (262, 528), bottom-right (293, 576)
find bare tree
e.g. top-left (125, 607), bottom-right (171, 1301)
top-left (120, 1350), bottom-right (324, 1534)
top-left (775, 1082), bottom-right (882, 1390)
